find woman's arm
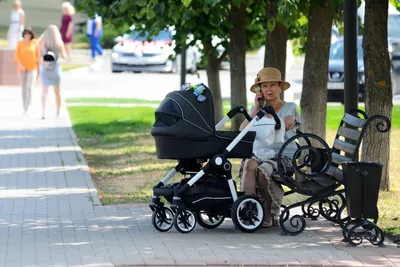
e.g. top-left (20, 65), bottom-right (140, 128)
top-left (66, 16), bottom-right (73, 38)
top-left (58, 44), bottom-right (67, 59)
top-left (283, 103), bottom-right (300, 131)
top-left (283, 109), bottom-right (296, 131)
top-left (19, 9), bottom-right (25, 29)
top-left (37, 40), bottom-right (43, 64)
top-left (14, 42), bottom-right (24, 71)
top-left (239, 107), bottom-right (259, 131)
top-left (36, 41), bottom-right (41, 68)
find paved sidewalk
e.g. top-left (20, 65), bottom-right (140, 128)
top-left (0, 86), bottom-right (399, 267)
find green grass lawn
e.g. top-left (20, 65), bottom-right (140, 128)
top-left (66, 97), bottom-right (238, 107)
top-left (68, 104), bottom-right (400, 243)
top-left (61, 64), bottom-right (89, 72)
top-left (66, 98), bottom-right (163, 105)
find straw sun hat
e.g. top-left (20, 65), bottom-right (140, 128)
top-left (250, 67), bottom-right (291, 93)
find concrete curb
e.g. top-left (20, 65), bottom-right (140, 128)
top-left (63, 99), bottom-right (102, 207)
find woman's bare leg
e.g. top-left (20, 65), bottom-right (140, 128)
top-left (257, 173), bottom-right (273, 226)
top-left (53, 86), bottom-right (61, 116)
top-left (242, 159), bottom-right (273, 226)
top-left (241, 158), bottom-right (259, 195)
top-left (64, 43), bottom-right (72, 61)
top-left (41, 86), bottom-right (49, 118)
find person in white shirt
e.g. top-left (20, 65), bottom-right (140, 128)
top-left (88, 13), bottom-right (103, 62)
top-left (7, 0), bottom-right (25, 49)
top-left (239, 67), bottom-right (301, 228)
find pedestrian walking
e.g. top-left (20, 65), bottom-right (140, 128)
top-left (87, 13), bottom-right (103, 66)
top-left (14, 28), bottom-right (39, 116)
top-left (37, 25), bottom-right (66, 119)
top-left (60, 1), bottom-right (75, 61)
top-left (7, 0), bottom-right (25, 49)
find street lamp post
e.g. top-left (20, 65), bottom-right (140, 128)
top-left (344, 0), bottom-right (359, 112)
top-left (180, 49), bottom-right (186, 87)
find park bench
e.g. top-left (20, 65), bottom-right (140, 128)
top-left (267, 109), bottom-right (390, 244)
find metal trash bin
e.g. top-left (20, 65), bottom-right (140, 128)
top-left (342, 162), bottom-right (383, 220)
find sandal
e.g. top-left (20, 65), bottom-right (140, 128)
top-left (261, 221), bottom-right (273, 228)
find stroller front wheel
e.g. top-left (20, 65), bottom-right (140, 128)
top-left (151, 207), bottom-right (174, 232)
top-left (173, 209), bottom-right (197, 233)
top-left (231, 195), bottom-right (264, 233)
top-left (196, 210), bottom-right (225, 229)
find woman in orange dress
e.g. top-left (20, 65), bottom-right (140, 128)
top-left (14, 28), bottom-right (39, 115)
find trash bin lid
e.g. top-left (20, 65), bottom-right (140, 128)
top-left (342, 161), bottom-right (383, 168)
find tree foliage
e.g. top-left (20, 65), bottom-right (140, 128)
top-left (390, 0), bottom-right (400, 11)
top-left (77, 0), bottom-right (231, 58)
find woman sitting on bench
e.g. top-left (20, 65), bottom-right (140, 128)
top-left (239, 67), bottom-right (301, 228)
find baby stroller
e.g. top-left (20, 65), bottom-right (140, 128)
top-left (149, 83), bottom-right (282, 233)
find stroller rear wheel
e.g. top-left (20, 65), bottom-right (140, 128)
top-left (151, 207), bottom-right (174, 232)
top-left (173, 209), bottom-right (197, 233)
top-left (196, 210), bottom-right (225, 229)
top-left (231, 195), bottom-right (264, 233)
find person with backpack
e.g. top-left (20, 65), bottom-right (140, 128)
top-left (88, 13), bottom-right (103, 65)
top-left (37, 25), bottom-right (66, 119)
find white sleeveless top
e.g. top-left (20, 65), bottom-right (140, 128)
top-left (10, 9), bottom-right (21, 24)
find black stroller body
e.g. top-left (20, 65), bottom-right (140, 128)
top-left (150, 84), bottom-right (281, 233)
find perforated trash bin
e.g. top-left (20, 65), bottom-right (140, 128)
top-left (342, 162), bottom-right (383, 220)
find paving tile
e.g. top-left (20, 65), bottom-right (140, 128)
top-left (174, 259), bottom-right (207, 266)
top-left (114, 259), bottom-right (145, 266)
top-left (329, 260), bottom-right (364, 266)
top-left (143, 259), bottom-right (176, 266)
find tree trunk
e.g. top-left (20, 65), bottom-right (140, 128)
top-left (229, 3), bottom-right (247, 131)
top-left (206, 47), bottom-right (223, 122)
top-left (300, 0), bottom-right (333, 139)
top-left (264, 1), bottom-right (288, 80)
top-left (362, 0), bottom-right (392, 191)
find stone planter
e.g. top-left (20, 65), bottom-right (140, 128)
top-left (0, 48), bottom-right (19, 86)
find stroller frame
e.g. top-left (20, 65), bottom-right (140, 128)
top-left (150, 106), bottom-right (281, 233)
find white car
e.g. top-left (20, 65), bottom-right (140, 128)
top-left (111, 29), bottom-right (199, 74)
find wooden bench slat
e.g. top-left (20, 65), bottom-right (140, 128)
top-left (333, 139), bottom-right (357, 155)
top-left (326, 166), bottom-right (343, 181)
top-left (332, 152), bottom-right (351, 165)
top-left (297, 180), bottom-right (325, 194)
top-left (337, 126), bottom-right (362, 141)
top-left (342, 113), bottom-right (367, 128)
top-left (311, 176), bottom-right (337, 188)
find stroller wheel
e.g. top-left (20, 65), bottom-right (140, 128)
top-left (196, 211), bottom-right (225, 229)
top-left (173, 209), bottom-right (196, 233)
top-left (231, 195), bottom-right (264, 233)
top-left (151, 207), bottom-right (174, 232)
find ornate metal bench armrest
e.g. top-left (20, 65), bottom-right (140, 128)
top-left (276, 132), bottom-right (333, 183)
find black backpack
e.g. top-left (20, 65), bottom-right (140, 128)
top-left (43, 47), bottom-right (58, 70)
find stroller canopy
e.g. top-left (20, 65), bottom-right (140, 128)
top-left (151, 84), bottom-right (215, 139)
top-left (151, 84), bottom-right (256, 160)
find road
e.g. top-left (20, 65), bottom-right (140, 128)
top-left (62, 52), bottom-right (304, 103)
top-left (63, 51), bottom-right (400, 105)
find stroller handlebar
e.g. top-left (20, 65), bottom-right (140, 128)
top-left (257, 106), bottom-right (281, 130)
top-left (227, 106), bottom-right (252, 122)
top-left (225, 105), bottom-right (281, 130)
